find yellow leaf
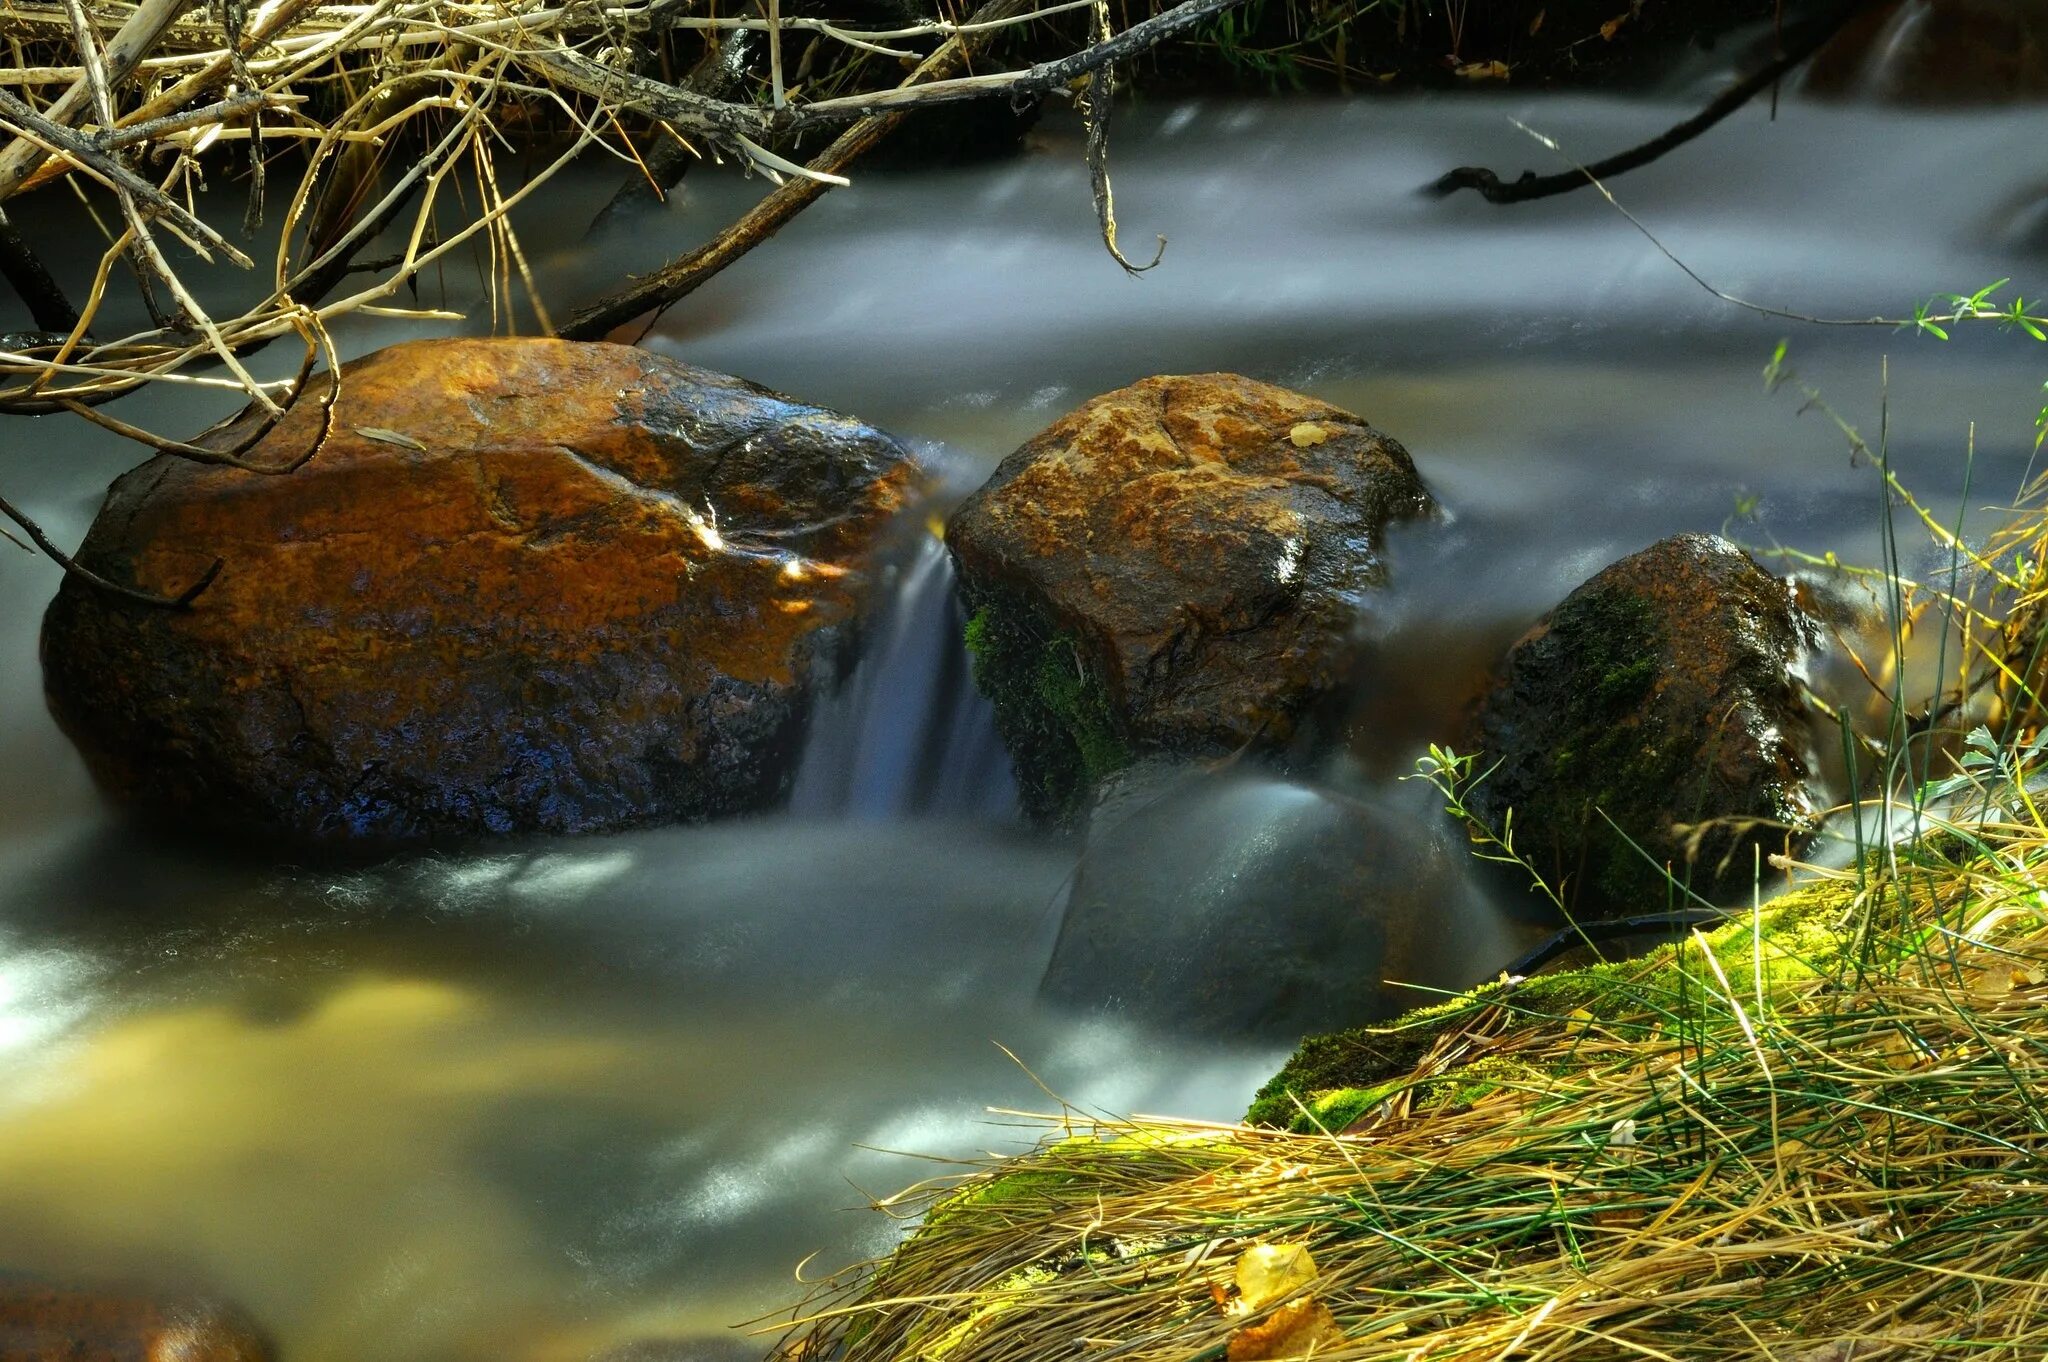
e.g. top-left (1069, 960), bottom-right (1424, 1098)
top-left (1228, 1298), bottom-right (1347, 1361)
top-left (1600, 13), bottom-right (1628, 39)
top-left (355, 426), bottom-right (428, 452)
top-left (1232, 1244), bottom-right (1318, 1314)
top-left (1529, 8), bottom-right (1545, 35)
top-left (1288, 422), bottom-right (1330, 448)
top-left (1453, 60), bottom-right (1510, 80)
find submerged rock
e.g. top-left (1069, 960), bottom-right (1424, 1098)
top-left (41, 338), bottom-right (918, 843)
top-left (1467, 533), bottom-right (1824, 914)
top-left (1806, 0), bottom-right (2048, 103)
top-left (948, 374), bottom-right (1437, 822)
top-left (0, 1277), bottom-right (273, 1361)
top-left (1040, 763), bottom-right (1549, 1038)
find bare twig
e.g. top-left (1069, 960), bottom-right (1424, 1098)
top-left (0, 0), bottom-right (197, 205)
top-left (556, 0), bottom-right (1042, 340)
top-left (1431, 0), bottom-right (1880, 204)
top-left (1079, 0), bottom-right (1164, 275)
top-left (0, 205), bottom-right (80, 331)
top-left (0, 490), bottom-right (221, 608)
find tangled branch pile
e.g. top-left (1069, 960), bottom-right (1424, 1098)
top-left (0, 0), bottom-right (1235, 429)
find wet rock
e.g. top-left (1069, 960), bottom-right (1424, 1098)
top-left (41, 338), bottom-right (917, 843)
top-left (1467, 534), bottom-right (1824, 914)
top-left (0, 1277), bottom-right (273, 1361)
top-left (948, 374), bottom-right (1437, 822)
top-left (1039, 763), bottom-right (1550, 1039)
top-left (1806, 0), bottom-right (2048, 103)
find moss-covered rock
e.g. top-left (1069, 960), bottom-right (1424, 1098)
top-left (1466, 533), bottom-right (1826, 914)
top-left (947, 374), bottom-right (1437, 822)
top-left (1246, 874), bottom-right (1858, 1129)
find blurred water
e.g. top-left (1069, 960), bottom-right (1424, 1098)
top-left (0, 92), bottom-right (2044, 1360)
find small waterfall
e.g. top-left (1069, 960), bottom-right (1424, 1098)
top-left (791, 534), bottom-right (1018, 819)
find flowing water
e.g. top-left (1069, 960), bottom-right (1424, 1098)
top-left (1, 88), bottom-right (2045, 1359)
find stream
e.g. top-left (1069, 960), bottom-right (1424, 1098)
top-left (1, 89), bottom-right (2046, 1360)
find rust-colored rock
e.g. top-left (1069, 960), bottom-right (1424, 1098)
top-left (0, 1278), bottom-right (272, 1361)
top-left (947, 373), bottom-right (1436, 821)
top-left (41, 338), bottom-right (917, 842)
top-left (1806, 0), bottom-right (2048, 103)
top-left (1468, 534), bottom-right (1825, 914)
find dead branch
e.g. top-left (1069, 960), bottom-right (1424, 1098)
top-left (557, 0), bottom-right (1043, 340)
top-left (0, 0), bottom-right (197, 205)
top-left (1079, 0), bottom-right (1163, 275)
top-left (0, 490), bottom-right (221, 608)
top-left (1432, 0), bottom-right (1881, 204)
top-left (0, 206), bottom-right (80, 332)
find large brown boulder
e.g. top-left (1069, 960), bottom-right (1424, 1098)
top-left (0, 1278), bottom-right (272, 1361)
top-left (1467, 534), bottom-right (1826, 913)
top-left (947, 374), bottom-right (1436, 821)
top-left (41, 338), bottom-right (917, 842)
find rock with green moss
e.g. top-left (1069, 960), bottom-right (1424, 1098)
top-left (1468, 533), bottom-right (1825, 915)
top-left (1246, 874), bottom-right (1857, 1129)
top-left (947, 374), bottom-right (1437, 822)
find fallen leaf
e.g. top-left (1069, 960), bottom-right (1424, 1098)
top-left (1600, 13), bottom-right (1628, 39)
top-left (1288, 422), bottom-right (1330, 448)
top-left (1232, 1244), bottom-right (1319, 1314)
top-left (355, 426), bottom-right (428, 452)
top-left (2013, 966), bottom-right (2047, 989)
top-left (1228, 1298), bottom-right (1348, 1361)
top-left (1529, 8), bottom-right (1545, 35)
top-left (1453, 60), bottom-right (1510, 80)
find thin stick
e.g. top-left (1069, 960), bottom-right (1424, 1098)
top-left (1431, 0), bottom-right (1880, 204)
top-left (0, 204), bottom-right (80, 331)
top-left (0, 0), bottom-right (196, 205)
top-left (556, 0), bottom-right (1040, 340)
top-left (0, 490), bottom-right (221, 608)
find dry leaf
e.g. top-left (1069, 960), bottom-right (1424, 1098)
top-left (1228, 1298), bottom-right (1348, 1361)
top-left (1453, 60), bottom-right (1510, 80)
top-left (355, 426), bottom-right (428, 452)
top-left (1528, 8), bottom-right (1545, 35)
top-left (1288, 422), bottom-right (1330, 448)
top-left (1599, 13), bottom-right (1628, 39)
top-left (2013, 966), bottom-right (2047, 989)
top-left (1232, 1244), bottom-right (1318, 1314)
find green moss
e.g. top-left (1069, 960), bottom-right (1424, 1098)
top-left (1247, 877), bottom-right (1859, 1129)
top-left (961, 597), bottom-right (1131, 823)
top-left (921, 1165), bottom-right (1084, 1233)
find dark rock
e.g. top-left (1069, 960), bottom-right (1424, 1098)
top-left (1467, 533), bottom-right (1824, 914)
top-left (948, 374), bottom-right (1437, 822)
top-left (41, 338), bottom-right (918, 844)
top-left (1039, 763), bottom-right (1550, 1039)
top-left (1806, 0), bottom-right (2048, 103)
top-left (0, 1277), bottom-right (273, 1361)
